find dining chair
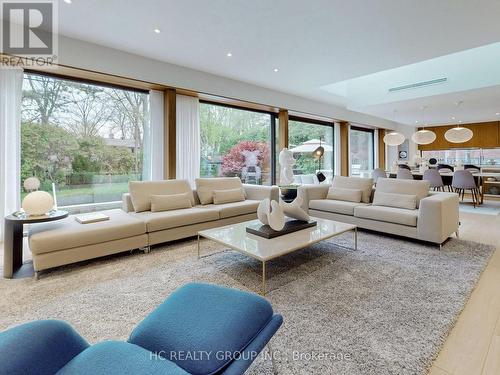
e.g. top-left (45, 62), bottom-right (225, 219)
top-left (423, 169), bottom-right (445, 191)
top-left (371, 168), bottom-right (387, 184)
top-left (396, 168), bottom-right (413, 180)
top-left (452, 170), bottom-right (480, 208)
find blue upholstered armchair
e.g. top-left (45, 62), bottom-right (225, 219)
top-left (0, 283), bottom-right (283, 375)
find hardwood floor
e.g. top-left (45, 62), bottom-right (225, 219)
top-left (1, 208), bottom-right (499, 374)
top-left (430, 208), bottom-right (500, 375)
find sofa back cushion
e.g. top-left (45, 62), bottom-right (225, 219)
top-left (327, 187), bottom-right (362, 203)
top-left (150, 193), bottom-right (193, 212)
top-left (129, 180), bottom-right (194, 212)
top-left (331, 176), bottom-right (373, 203)
top-left (372, 191), bottom-right (417, 210)
top-left (195, 177), bottom-right (244, 205)
top-left (375, 178), bottom-right (430, 208)
top-left (213, 188), bottom-right (246, 205)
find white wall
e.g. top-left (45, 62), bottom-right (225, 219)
top-left (57, 35), bottom-right (401, 129)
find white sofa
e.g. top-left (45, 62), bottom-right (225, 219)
top-left (297, 176), bottom-right (459, 245)
top-left (123, 177), bottom-right (279, 246)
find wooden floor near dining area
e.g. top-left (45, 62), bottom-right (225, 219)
top-left (0, 206), bottom-right (499, 375)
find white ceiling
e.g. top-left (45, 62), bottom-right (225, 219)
top-left (54, 0), bottom-right (500, 127)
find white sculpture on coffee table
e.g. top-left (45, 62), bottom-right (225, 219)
top-left (257, 198), bottom-right (285, 231)
top-left (279, 148), bottom-right (295, 185)
top-left (257, 197), bottom-right (310, 231)
top-left (280, 196), bottom-right (309, 221)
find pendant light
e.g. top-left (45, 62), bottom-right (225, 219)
top-left (383, 110), bottom-right (405, 146)
top-left (444, 101), bottom-right (473, 143)
top-left (411, 106), bottom-right (437, 145)
top-left (444, 124), bottom-right (473, 143)
top-left (383, 131), bottom-right (405, 146)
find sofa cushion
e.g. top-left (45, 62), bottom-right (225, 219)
top-left (215, 199), bottom-right (260, 219)
top-left (57, 341), bottom-right (189, 375)
top-left (195, 177), bottom-right (244, 205)
top-left (128, 283), bottom-right (273, 375)
top-left (309, 199), bottom-right (368, 216)
top-left (0, 320), bottom-right (89, 375)
top-left (150, 193), bottom-right (192, 212)
top-left (129, 180), bottom-right (194, 212)
top-left (372, 191), bottom-right (417, 210)
top-left (375, 178), bottom-right (430, 208)
top-left (29, 209), bottom-right (147, 255)
top-left (327, 187), bottom-right (362, 203)
top-left (213, 188), bottom-right (246, 205)
top-left (132, 207), bottom-right (220, 232)
top-left (331, 176), bottom-right (373, 203)
top-left (354, 205), bottom-right (418, 227)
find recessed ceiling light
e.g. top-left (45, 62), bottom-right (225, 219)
top-left (458, 120), bottom-right (462, 123)
top-left (273, 68), bottom-right (279, 72)
top-left (153, 28), bottom-right (161, 34)
top-left (451, 116), bottom-right (456, 120)
top-left (415, 120), bottom-right (419, 124)
top-left (496, 112), bottom-right (500, 116)
top-left (64, 0), bottom-right (72, 3)
top-left (226, 52), bottom-right (232, 57)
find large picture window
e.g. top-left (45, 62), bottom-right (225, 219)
top-left (21, 73), bottom-right (150, 213)
top-left (350, 126), bottom-right (374, 176)
top-left (199, 102), bottom-right (274, 185)
top-left (288, 118), bottom-right (334, 182)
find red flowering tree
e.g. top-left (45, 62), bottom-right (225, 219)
top-left (221, 141), bottom-right (270, 177)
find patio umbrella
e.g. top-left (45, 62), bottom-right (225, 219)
top-left (289, 139), bottom-right (333, 153)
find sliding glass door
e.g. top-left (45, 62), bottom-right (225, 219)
top-left (350, 126), bottom-right (374, 177)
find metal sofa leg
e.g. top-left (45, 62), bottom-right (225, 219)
top-left (456, 229), bottom-right (459, 238)
top-left (34, 271), bottom-right (40, 281)
top-left (139, 245), bottom-right (151, 254)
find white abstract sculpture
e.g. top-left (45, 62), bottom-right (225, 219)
top-left (22, 191), bottom-right (54, 216)
top-left (280, 197), bottom-right (310, 221)
top-left (257, 197), bottom-right (309, 231)
top-left (257, 198), bottom-right (285, 231)
top-left (279, 148), bottom-right (295, 185)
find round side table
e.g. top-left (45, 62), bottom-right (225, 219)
top-left (3, 210), bottom-right (68, 279)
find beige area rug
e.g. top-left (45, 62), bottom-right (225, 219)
top-left (0, 232), bottom-right (494, 375)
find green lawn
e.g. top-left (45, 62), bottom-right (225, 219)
top-left (22, 182), bottom-right (129, 200)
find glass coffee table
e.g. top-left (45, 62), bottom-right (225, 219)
top-left (197, 218), bottom-right (357, 294)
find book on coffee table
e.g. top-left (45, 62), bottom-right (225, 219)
top-left (75, 213), bottom-right (110, 224)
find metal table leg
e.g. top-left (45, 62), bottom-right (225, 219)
top-left (197, 234), bottom-right (200, 259)
top-left (262, 261), bottom-right (266, 296)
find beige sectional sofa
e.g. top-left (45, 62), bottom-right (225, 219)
top-left (123, 178), bottom-right (279, 245)
top-left (298, 176), bottom-right (459, 245)
top-left (28, 177), bottom-right (278, 276)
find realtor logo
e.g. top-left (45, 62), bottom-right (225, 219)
top-left (1, 0), bottom-right (57, 57)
